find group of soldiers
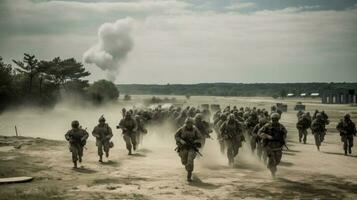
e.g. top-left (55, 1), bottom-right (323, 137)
top-left (65, 110), bottom-right (148, 169)
top-left (211, 106), bottom-right (286, 178)
top-left (296, 109), bottom-right (356, 155)
top-left (64, 103), bottom-right (355, 182)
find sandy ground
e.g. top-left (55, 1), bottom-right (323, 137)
top-left (1, 95), bottom-right (357, 200)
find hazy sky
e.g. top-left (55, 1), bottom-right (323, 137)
top-left (0, 0), bottom-right (356, 84)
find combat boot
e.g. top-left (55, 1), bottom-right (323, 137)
top-left (105, 151), bottom-right (109, 158)
top-left (349, 147), bottom-right (352, 154)
top-left (79, 157), bottom-right (82, 163)
top-left (187, 171), bottom-right (192, 182)
top-left (73, 162), bottom-right (78, 169)
top-left (99, 155), bottom-right (103, 162)
top-left (128, 149), bottom-right (132, 155)
top-left (344, 150), bottom-right (348, 156)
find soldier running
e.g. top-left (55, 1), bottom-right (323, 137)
top-left (65, 120), bottom-right (89, 168)
top-left (336, 114), bottom-right (356, 155)
top-left (175, 117), bottom-right (203, 182)
top-left (117, 112), bottom-right (138, 155)
top-left (258, 113), bottom-right (287, 177)
top-left (220, 114), bottom-right (244, 166)
top-left (311, 113), bottom-right (326, 151)
top-left (92, 115), bottom-right (113, 162)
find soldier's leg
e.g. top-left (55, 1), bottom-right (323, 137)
top-left (71, 145), bottom-right (78, 168)
top-left (226, 140), bottom-right (234, 165)
top-left (314, 133), bottom-right (320, 150)
top-left (130, 133), bottom-right (138, 151)
top-left (348, 135), bottom-right (353, 154)
top-left (275, 150), bottom-right (283, 166)
top-left (303, 129), bottom-right (308, 144)
top-left (321, 131), bottom-right (326, 142)
top-left (262, 148), bottom-right (268, 164)
top-left (298, 129), bottom-right (303, 143)
top-left (123, 134), bottom-right (132, 154)
top-left (341, 136), bottom-right (347, 155)
top-left (257, 142), bottom-right (262, 159)
top-left (179, 148), bottom-right (188, 166)
top-left (97, 140), bottom-right (104, 161)
top-left (267, 150), bottom-right (278, 177)
top-left (103, 140), bottom-right (110, 158)
top-left (250, 136), bottom-right (256, 152)
top-left (186, 150), bottom-right (197, 181)
top-left (78, 146), bottom-right (83, 163)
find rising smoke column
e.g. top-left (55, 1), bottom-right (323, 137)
top-left (83, 18), bottom-right (134, 81)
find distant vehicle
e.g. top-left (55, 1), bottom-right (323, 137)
top-left (294, 102), bottom-right (306, 111)
top-left (272, 103), bottom-right (288, 112)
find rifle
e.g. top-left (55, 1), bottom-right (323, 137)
top-left (175, 140), bottom-right (203, 157)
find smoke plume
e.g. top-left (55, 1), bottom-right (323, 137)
top-left (83, 17), bottom-right (134, 81)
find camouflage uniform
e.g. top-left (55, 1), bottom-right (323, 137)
top-left (336, 114), bottom-right (356, 155)
top-left (258, 113), bottom-right (287, 177)
top-left (118, 113), bottom-right (138, 155)
top-left (220, 115), bottom-right (244, 166)
top-left (92, 116), bottom-right (113, 162)
top-left (252, 118), bottom-right (268, 162)
top-left (311, 114), bottom-right (326, 151)
top-left (175, 118), bottom-right (203, 181)
top-left (65, 121), bottom-right (89, 168)
top-left (194, 114), bottom-right (212, 148)
top-left (215, 114), bottom-right (227, 154)
top-left (135, 115), bottom-right (148, 147)
top-left (296, 114), bottom-right (311, 144)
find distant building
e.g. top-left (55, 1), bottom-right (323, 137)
top-left (310, 93), bottom-right (320, 97)
top-left (287, 93), bottom-right (294, 97)
top-left (321, 89), bottom-right (357, 104)
top-left (300, 93), bottom-right (307, 97)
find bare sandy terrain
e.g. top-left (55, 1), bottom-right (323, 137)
top-left (1, 95), bottom-right (357, 200)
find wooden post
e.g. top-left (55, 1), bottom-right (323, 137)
top-left (15, 126), bottom-right (18, 137)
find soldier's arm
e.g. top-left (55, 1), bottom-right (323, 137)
top-left (174, 128), bottom-right (185, 144)
top-left (92, 127), bottom-right (99, 138)
top-left (336, 121), bottom-right (343, 133)
top-left (258, 125), bottom-right (273, 140)
top-left (107, 125), bottom-right (113, 138)
top-left (65, 130), bottom-right (71, 141)
top-left (82, 129), bottom-right (89, 141)
top-left (282, 125), bottom-right (288, 140)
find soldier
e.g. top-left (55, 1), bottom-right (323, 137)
top-left (336, 114), bottom-right (356, 155)
top-left (117, 112), bottom-right (138, 155)
top-left (220, 114), bottom-right (244, 166)
top-left (135, 114), bottom-right (148, 147)
top-left (297, 110), bottom-right (304, 119)
top-left (296, 113), bottom-right (311, 144)
top-left (92, 116), bottom-right (113, 162)
top-left (311, 113), bottom-right (326, 151)
top-left (65, 120), bottom-right (89, 168)
top-left (252, 117), bottom-right (268, 162)
top-left (194, 113), bottom-right (212, 148)
top-left (258, 113), bottom-right (287, 177)
top-left (175, 118), bottom-right (203, 182)
top-left (215, 113), bottom-right (228, 154)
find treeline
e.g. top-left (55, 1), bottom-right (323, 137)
top-left (0, 54), bottom-right (119, 111)
top-left (117, 83), bottom-right (357, 97)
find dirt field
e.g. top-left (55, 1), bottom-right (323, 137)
top-left (1, 95), bottom-right (357, 200)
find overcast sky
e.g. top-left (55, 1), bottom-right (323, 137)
top-left (0, 0), bottom-right (356, 84)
